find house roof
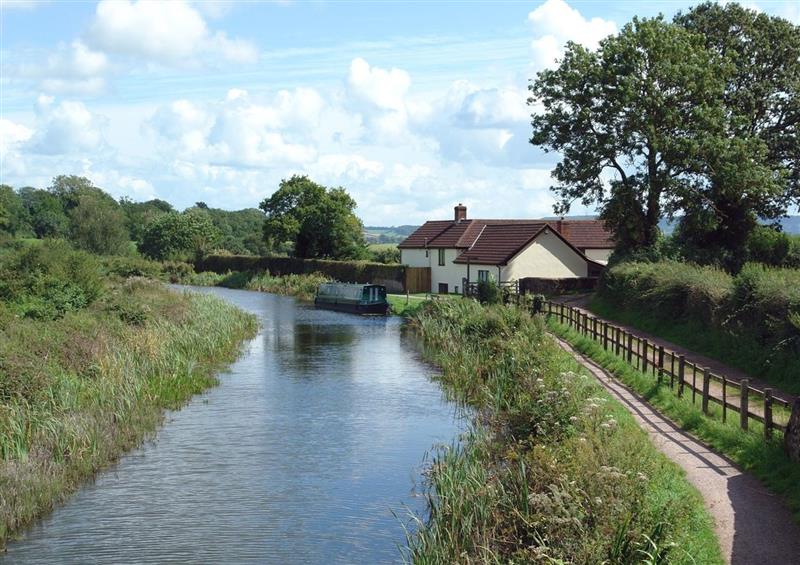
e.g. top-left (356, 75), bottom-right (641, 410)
top-left (396, 220), bottom-right (453, 248)
top-left (398, 218), bottom-right (614, 251)
top-left (559, 220), bottom-right (614, 249)
top-left (452, 223), bottom-right (548, 264)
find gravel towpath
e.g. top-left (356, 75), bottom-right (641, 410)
top-left (553, 335), bottom-right (800, 565)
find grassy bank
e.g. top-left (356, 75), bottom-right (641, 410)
top-left (407, 300), bottom-right (722, 563)
top-left (548, 317), bottom-right (800, 522)
top-left (0, 252), bottom-right (257, 546)
top-left (598, 261), bottom-right (800, 393)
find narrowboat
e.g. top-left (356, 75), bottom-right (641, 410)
top-left (314, 283), bottom-right (390, 315)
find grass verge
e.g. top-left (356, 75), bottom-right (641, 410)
top-left (548, 316), bottom-right (800, 522)
top-left (405, 299), bottom-right (722, 564)
top-left (0, 279), bottom-right (257, 547)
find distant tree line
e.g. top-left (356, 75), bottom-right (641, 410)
top-left (530, 2), bottom-right (800, 271)
top-left (1, 174), bottom-right (391, 263)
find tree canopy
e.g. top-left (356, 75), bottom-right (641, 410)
top-left (530, 3), bottom-right (800, 266)
top-left (671, 3), bottom-right (800, 266)
top-left (138, 211), bottom-right (221, 261)
top-left (259, 176), bottom-right (367, 260)
top-left (530, 16), bottom-right (726, 249)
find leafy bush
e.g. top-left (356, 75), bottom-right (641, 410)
top-left (161, 260), bottom-right (195, 283)
top-left (599, 260), bottom-right (800, 388)
top-left (101, 256), bottom-right (163, 279)
top-left (368, 245), bottom-right (401, 264)
top-left (0, 241), bottom-right (103, 320)
top-left (476, 279), bottom-right (501, 304)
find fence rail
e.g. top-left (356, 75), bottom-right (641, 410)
top-left (542, 300), bottom-right (793, 441)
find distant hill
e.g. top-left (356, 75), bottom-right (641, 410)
top-left (364, 225), bottom-right (419, 244)
top-left (659, 216), bottom-right (800, 235)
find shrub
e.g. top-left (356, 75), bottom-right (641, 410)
top-left (0, 241), bottom-right (104, 320)
top-left (476, 279), bottom-right (501, 304)
top-left (101, 256), bottom-right (163, 279)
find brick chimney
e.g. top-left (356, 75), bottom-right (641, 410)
top-left (555, 218), bottom-right (563, 233)
top-left (454, 203), bottom-right (467, 222)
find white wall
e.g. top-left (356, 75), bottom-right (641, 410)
top-left (430, 248), bottom-right (468, 293)
top-left (503, 229), bottom-right (588, 279)
top-left (400, 248), bottom-right (430, 268)
top-left (585, 248), bottom-right (612, 264)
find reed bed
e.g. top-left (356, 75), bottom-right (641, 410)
top-left (405, 299), bottom-right (722, 564)
top-left (0, 279), bottom-right (257, 547)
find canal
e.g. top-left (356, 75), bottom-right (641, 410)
top-left (3, 287), bottom-right (462, 564)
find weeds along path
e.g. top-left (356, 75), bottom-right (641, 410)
top-left (552, 334), bottom-right (800, 565)
top-left (553, 294), bottom-right (797, 405)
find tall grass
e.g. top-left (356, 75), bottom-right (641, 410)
top-left (0, 279), bottom-right (257, 546)
top-left (598, 261), bottom-right (800, 393)
top-left (406, 300), bottom-right (722, 564)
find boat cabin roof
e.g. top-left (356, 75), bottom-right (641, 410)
top-left (317, 283), bottom-right (386, 301)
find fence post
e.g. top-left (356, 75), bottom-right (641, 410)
top-left (692, 365), bottom-right (697, 404)
top-left (657, 346), bottom-right (664, 384)
top-left (603, 322), bottom-right (609, 350)
top-left (678, 355), bottom-right (686, 397)
top-left (642, 339), bottom-right (649, 373)
top-left (569, 306), bottom-right (574, 329)
top-left (764, 388), bottom-right (773, 441)
top-left (627, 333), bottom-right (633, 364)
top-left (615, 327), bottom-right (621, 356)
top-left (740, 379), bottom-right (750, 430)
top-left (722, 376), bottom-right (727, 423)
top-left (702, 368), bottom-right (710, 414)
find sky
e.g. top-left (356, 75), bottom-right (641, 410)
top-left (1, 0), bottom-right (798, 225)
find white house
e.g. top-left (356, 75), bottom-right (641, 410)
top-left (398, 204), bottom-right (614, 294)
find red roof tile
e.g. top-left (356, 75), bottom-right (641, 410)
top-left (398, 218), bottom-right (614, 257)
top-left (397, 220), bottom-right (453, 248)
top-left (453, 223), bottom-right (548, 264)
top-left (559, 220), bottom-right (614, 248)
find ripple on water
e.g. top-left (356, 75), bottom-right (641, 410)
top-left (3, 287), bottom-right (463, 565)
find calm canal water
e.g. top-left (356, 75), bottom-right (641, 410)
top-left (3, 287), bottom-right (462, 564)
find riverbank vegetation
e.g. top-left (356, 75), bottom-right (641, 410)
top-left (407, 299), bottom-right (722, 563)
top-left (0, 242), bottom-right (257, 547)
top-left (179, 269), bottom-right (329, 302)
top-left (596, 260), bottom-right (800, 393)
top-left (547, 317), bottom-right (800, 521)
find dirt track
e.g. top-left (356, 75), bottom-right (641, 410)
top-left (553, 335), bottom-right (800, 565)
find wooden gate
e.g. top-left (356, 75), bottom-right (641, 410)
top-left (404, 267), bottom-right (431, 294)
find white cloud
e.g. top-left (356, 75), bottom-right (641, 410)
top-left (84, 167), bottom-right (157, 200)
top-left (146, 88), bottom-right (324, 168)
top-left (87, 0), bottom-right (258, 66)
top-left (13, 41), bottom-right (109, 95)
top-left (528, 0), bottom-right (617, 69)
top-left (26, 97), bottom-right (108, 155)
top-left (347, 57), bottom-right (410, 111)
top-left (312, 154), bottom-right (384, 182)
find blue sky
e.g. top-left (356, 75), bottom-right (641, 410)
top-left (1, 0), bottom-right (798, 225)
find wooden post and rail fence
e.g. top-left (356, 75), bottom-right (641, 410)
top-left (539, 300), bottom-right (798, 446)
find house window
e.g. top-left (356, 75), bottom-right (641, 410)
top-left (478, 270), bottom-right (489, 282)
top-left (425, 249), bottom-right (429, 258)
top-left (438, 248), bottom-right (446, 266)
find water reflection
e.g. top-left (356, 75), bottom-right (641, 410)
top-left (2, 287), bottom-right (460, 565)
